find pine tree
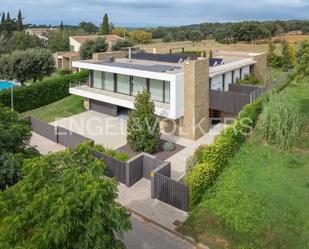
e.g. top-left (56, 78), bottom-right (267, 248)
top-left (100, 14), bottom-right (110, 35)
top-left (59, 21), bottom-right (64, 31)
top-left (127, 90), bottom-right (161, 154)
top-left (17, 10), bottom-right (23, 31)
top-left (209, 49), bottom-right (213, 59)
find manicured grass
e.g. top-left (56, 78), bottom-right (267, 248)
top-left (178, 77), bottom-right (309, 249)
top-left (21, 95), bottom-right (84, 123)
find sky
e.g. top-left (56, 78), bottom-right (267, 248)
top-left (1, 0), bottom-right (309, 27)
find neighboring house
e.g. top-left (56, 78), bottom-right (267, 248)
top-left (54, 35), bottom-right (124, 71)
top-left (70, 50), bottom-right (268, 140)
top-left (69, 35), bottom-right (124, 52)
top-left (26, 27), bottom-right (56, 44)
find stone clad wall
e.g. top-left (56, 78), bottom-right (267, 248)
top-left (252, 53), bottom-right (269, 88)
top-left (181, 58), bottom-right (210, 140)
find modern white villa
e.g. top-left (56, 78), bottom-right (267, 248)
top-left (70, 50), bottom-right (267, 140)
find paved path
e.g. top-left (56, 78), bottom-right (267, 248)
top-left (123, 215), bottom-right (194, 249)
top-left (30, 132), bottom-right (65, 155)
top-left (166, 123), bottom-right (227, 180)
top-left (118, 179), bottom-right (188, 231)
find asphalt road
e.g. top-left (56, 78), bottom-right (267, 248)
top-left (123, 215), bottom-right (194, 249)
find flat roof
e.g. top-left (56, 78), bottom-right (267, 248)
top-left (94, 60), bottom-right (181, 73)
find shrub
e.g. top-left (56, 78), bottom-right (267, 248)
top-left (80, 38), bottom-right (108, 60)
top-left (236, 75), bottom-right (263, 85)
top-left (57, 68), bottom-right (73, 76)
top-left (0, 70), bottom-right (88, 113)
top-left (93, 144), bottom-right (130, 162)
top-left (127, 90), bottom-right (161, 154)
top-left (161, 141), bottom-right (175, 151)
top-left (260, 93), bottom-right (304, 149)
top-left (112, 39), bottom-right (134, 51)
top-left (185, 77), bottom-right (292, 206)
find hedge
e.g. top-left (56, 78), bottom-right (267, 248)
top-left (0, 70), bottom-right (88, 113)
top-left (185, 75), bottom-right (294, 207)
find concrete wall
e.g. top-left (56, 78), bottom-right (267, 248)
top-left (252, 53), bottom-right (269, 87)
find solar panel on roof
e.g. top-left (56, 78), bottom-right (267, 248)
top-left (95, 61), bottom-right (181, 73)
top-left (209, 58), bottom-right (224, 67)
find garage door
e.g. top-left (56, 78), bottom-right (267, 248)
top-left (90, 100), bottom-right (118, 117)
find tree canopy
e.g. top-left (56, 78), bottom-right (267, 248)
top-left (0, 105), bottom-right (39, 189)
top-left (0, 48), bottom-right (55, 85)
top-left (0, 142), bottom-right (131, 249)
top-left (127, 90), bottom-right (161, 153)
top-left (112, 39), bottom-right (134, 51)
top-left (79, 21), bottom-right (98, 34)
top-left (80, 38), bottom-right (108, 60)
top-left (100, 13), bottom-right (110, 35)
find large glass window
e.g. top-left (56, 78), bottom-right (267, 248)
top-left (164, 81), bottom-right (170, 103)
top-left (149, 79), bottom-right (164, 102)
top-left (117, 74), bottom-right (130, 95)
top-left (132, 76), bottom-right (147, 96)
top-left (93, 71), bottom-right (102, 89)
top-left (103, 72), bottom-right (114, 91)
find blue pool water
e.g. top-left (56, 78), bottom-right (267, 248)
top-left (0, 81), bottom-right (17, 90)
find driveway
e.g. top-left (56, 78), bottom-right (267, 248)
top-left (124, 214), bottom-right (194, 249)
top-left (52, 110), bottom-right (128, 149)
top-left (30, 132), bottom-right (65, 155)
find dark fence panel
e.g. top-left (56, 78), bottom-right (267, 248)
top-left (93, 151), bottom-right (126, 184)
top-left (143, 156), bottom-right (164, 179)
top-left (153, 173), bottom-right (189, 211)
top-left (209, 90), bottom-right (250, 114)
top-left (57, 126), bottom-right (92, 149)
top-left (229, 84), bottom-right (261, 94)
top-left (30, 117), bottom-right (57, 142)
top-left (127, 156), bottom-right (143, 187)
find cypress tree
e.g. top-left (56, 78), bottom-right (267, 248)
top-left (282, 41), bottom-right (293, 72)
top-left (100, 14), bottom-right (110, 35)
top-left (0, 12), bottom-right (5, 33)
top-left (17, 10), bottom-right (23, 31)
top-left (127, 90), bottom-right (161, 154)
top-left (59, 21), bottom-right (64, 31)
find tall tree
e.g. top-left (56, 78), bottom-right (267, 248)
top-left (0, 12), bottom-right (5, 33)
top-left (127, 90), bottom-right (161, 153)
top-left (59, 20), bottom-right (64, 31)
top-left (100, 13), bottom-right (110, 35)
top-left (79, 21), bottom-right (98, 34)
top-left (17, 10), bottom-right (23, 31)
top-left (0, 143), bottom-right (131, 248)
top-left (80, 38), bottom-right (108, 60)
top-left (281, 41), bottom-right (294, 72)
top-left (0, 105), bottom-right (38, 189)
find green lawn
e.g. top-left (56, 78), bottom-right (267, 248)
top-left (178, 77), bottom-right (309, 249)
top-left (21, 95), bottom-right (84, 123)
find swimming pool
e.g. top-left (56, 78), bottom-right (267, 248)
top-left (0, 81), bottom-right (17, 91)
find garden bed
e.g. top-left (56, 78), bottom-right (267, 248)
top-left (117, 140), bottom-right (185, 161)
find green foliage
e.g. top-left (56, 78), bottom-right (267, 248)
top-left (162, 32), bottom-right (174, 43)
top-left (296, 40), bottom-right (309, 77)
top-left (57, 68), bottom-right (73, 76)
top-left (0, 143), bottom-right (131, 248)
top-left (79, 21), bottom-right (98, 34)
top-left (127, 90), bottom-right (161, 154)
top-left (0, 70), bottom-right (88, 113)
top-left (112, 39), bottom-right (134, 51)
top-left (131, 30), bottom-right (152, 44)
top-left (236, 75), bottom-right (263, 85)
top-left (161, 141), bottom-right (175, 151)
top-left (100, 13), bottom-right (110, 35)
top-left (17, 10), bottom-right (23, 32)
top-left (0, 48), bottom-right (55, 85)
top-left (80, 38), bottom-right (108, 60)
top-left (189, 30), bottom-right (203, 44)
top-left (93, 144), bottom-right (130, 162)
top-left (0, 105), bottom-right (39, 189)
top-left (185, 78), bottom-right (291, 206)
top-left (282, 41), bottom-right (295, 72)
top-left (260, 93), bottom-right (304, 149)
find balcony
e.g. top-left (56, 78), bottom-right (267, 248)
top-left (209, 84), bottom-right (263, 114)
top-left (69, 84), bottom-right (172, 118)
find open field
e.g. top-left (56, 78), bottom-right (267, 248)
top-left (140, 39), bottom-right (269, 54)
top-left (21, 95), bottom-right (84, 122)
top-left (272, 34), bottom-right (309, 43)
top-left (178, 76), bottom-right (309, 249)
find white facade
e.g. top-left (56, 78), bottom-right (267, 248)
top-left (69, 37), bottom-right (81, 52)
top-left (71, 61), bottom-right (184, 120)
